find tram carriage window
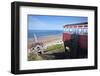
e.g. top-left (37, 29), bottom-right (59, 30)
top-left (83, 27), bottom-right (88, 34)
top-left (69, 28), bottom-right (73, 33)
top-left (81, 28), bottom-right (84, 34)
top-left (73, 28), bottom-right (76, 34)
top-left (65, 28), bottom-right (68, 33)
top-left (78, 28), bottom-right (81, 34)
top-left (64, 28), bottom-right (66, 32)
top-left (75, 27), bottom-right (78, 34)
top-left (67, 29), bottom-right (70, 33)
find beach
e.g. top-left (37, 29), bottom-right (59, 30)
top-left (28, 34), bottom-right (63, 49)
top-left (28, 34), bottom-right (65, 61)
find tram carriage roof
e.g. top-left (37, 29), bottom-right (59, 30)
top-left (64, 22), bottom-right (88, 28)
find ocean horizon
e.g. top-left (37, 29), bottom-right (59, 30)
top-left (28, 30), bottom-right (63, 39)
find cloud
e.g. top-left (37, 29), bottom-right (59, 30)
top-left (28, 17), bottom-right (48, 30)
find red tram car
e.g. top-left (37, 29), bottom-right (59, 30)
top-left (63, 22), bottom-right (88, 58)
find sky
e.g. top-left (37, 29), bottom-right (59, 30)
top-left (28, 15), bottom-right (87, 30)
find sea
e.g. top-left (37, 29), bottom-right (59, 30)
top-left (28, 30), bottom-right (63, 39)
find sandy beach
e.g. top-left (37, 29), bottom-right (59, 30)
top-left (28, 34), bottom-right (63, 49)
